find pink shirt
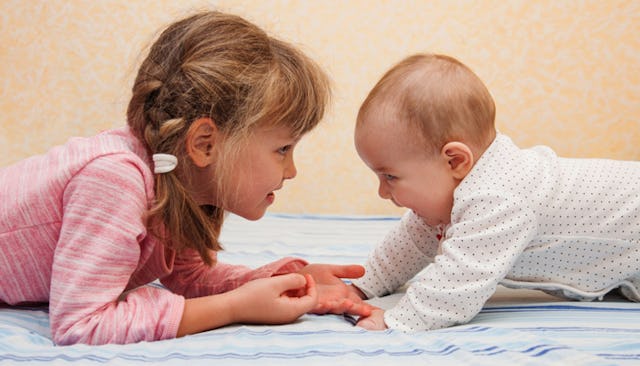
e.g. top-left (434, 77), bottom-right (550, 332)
top-left (0, 127), bottom-right (306, 345)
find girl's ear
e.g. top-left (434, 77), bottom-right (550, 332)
top-left (441, 142), bottom-right (474, 180)
top-left (186, 118), bottom-right (219, 168)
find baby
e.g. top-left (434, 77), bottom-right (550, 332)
top-left (347, 53), bottom-right (640, 331)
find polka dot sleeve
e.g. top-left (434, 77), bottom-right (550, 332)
top-left (384, 190), bottom-right (538, 331)
top-left (353, 210), bottom-right (441, 298)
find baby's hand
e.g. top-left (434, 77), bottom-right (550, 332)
top-left (356, 308), bottom-right (387, 330)
top-left (297, 263), bottom-right (373, 317)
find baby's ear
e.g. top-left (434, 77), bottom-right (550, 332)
top-left (186, 118), bottom-right (218, 168)
top-left (441, 142), bottom-right (474, 180)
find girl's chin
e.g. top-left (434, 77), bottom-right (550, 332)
top-left (238, 210), bottom-right (267, 221)
top-left (230, 194), bottom-right (274, 221)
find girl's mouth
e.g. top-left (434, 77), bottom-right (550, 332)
top-left (266, 192), bottom-right (275, 204)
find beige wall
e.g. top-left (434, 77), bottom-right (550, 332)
top-left (2, 1), bottom-right (639, 215)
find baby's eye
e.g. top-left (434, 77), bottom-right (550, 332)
top-left (382, 174), bottom-right (397, 181)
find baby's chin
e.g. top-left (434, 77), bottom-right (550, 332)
top-left (413, 210), bottom-right (440, 227)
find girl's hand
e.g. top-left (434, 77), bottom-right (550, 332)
top-left (230, 273), bottom-right (318, 324)
top-left (297, 264), bottom-right (373, 317)
top-left (356, 308), bottom-right (387, 330)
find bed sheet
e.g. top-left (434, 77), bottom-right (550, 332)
top-left (1, 213), bottom-right (639, 365)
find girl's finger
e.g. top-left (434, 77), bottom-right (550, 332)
top-left (326, 264), bottom-right (366, 279)
top-left (274, 273), bottom-right (308, 293)
top-left (303, 274), bottom-right (318, 300)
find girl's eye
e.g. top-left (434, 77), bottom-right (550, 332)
top-left (278, 145), bottom-right (292, 155)
top-left (383, 174), bottom-right (396, 181)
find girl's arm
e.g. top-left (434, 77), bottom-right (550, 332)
top-left (161, 249), bottom-right (308, 297)
top-left (177, 273), bottom-right (317, 336)
top-left (51, 154), bottom-right (185, 345)
top-left (164, 251), bottom-right (372, 318)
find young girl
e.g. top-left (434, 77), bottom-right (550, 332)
top-left (0, 10), bottom-right (368, 345)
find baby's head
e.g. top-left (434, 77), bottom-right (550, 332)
top-left (356, 53), bottom-right (495, 157)
top-left (126, 11), bottom-right (329, 262)
top-left (355, 54), bottom-right (495, 226)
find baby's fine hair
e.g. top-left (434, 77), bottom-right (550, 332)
top-left (126, 11), bottom-right (330, 264)
top-left (357, 54), bottom-right (495, 155)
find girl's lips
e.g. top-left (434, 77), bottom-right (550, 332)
top-left (266, 192), bottom-right (275, 204)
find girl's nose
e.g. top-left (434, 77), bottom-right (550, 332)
top-left (284, 156), bottom-right (297, 180)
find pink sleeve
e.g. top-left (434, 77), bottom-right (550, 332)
top-left (50, 155), bottom-right (184, 345)
top-left (161, 249), bottom-right (308, 298)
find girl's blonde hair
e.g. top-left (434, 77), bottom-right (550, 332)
top-left (357, 54), bottom-right (495, 155)
top-left (126, 11), bottom-right (330, 265)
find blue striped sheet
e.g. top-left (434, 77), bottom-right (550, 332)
top-left (1, 213), bottom-right (638, 365)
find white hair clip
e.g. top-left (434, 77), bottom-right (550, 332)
top-left (152, 153), bottom-right (178, 174)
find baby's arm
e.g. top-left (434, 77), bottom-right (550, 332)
top-left (383, 193), bottom-right (538, 331)
top-left (177, 273), bottom-right (317, 336)
top-left (353, 211), bottom-right (441, 298)
top-left (295, 211), bottom-right (440, 325)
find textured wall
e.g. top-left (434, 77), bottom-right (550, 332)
top-left (2, 1), bottom-right (639, 215)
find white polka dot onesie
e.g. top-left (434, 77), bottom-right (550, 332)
top-left (354, 133), bottom-right (640, 331)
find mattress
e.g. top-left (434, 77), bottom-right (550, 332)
top-left (1, 213), bottom-right (638, 365)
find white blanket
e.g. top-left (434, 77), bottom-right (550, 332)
top-left (0, 213), bottom-right (638, 365)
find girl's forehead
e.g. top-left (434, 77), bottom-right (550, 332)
top-left (252, 124), bottom-right (297, 140)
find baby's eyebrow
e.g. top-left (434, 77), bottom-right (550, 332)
top-left (372, 165), bottom-right (390, 173)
